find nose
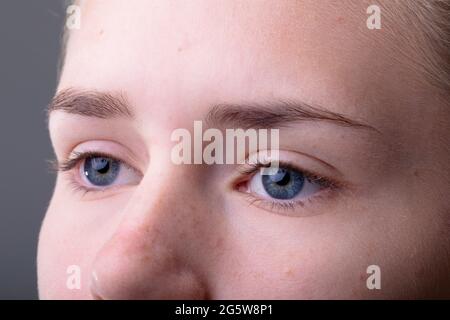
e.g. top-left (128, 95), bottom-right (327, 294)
top-left (89, 169), bottom-right (208, 299)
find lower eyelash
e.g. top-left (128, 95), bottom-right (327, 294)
top-left (240, 186), bottom-right (329, 212)
top-left (66, 174), bottom-right (93, 196)
top-left (63, 168), bottom-right (103, 196)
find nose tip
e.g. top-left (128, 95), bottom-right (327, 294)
top-left (88, 227), bottom-right (208, 300)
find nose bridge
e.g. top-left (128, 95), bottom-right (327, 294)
top-left (89, 164), bottom-right (208, 299)
top-left (121, 151), bottom-right (200, 238)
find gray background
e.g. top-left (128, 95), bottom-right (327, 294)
top-left (0, 0), bottom-right (65, 299)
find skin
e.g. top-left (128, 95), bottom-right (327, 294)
top-left (38, 0), bottom-right (450, 299)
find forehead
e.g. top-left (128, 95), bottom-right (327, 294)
top-left (59, 0), bottom-right (416, 122)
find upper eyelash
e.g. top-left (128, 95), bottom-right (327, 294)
top-left (237, 160), bottom-right (340, 190)
top-left (50, 151), bottom-right (133, 196)
top-left (49, 151), bottom-right (342, 207)
top-left (234, 160), bottom-right (343, 213)
top-left (53, 151), bottom-right (123, 173)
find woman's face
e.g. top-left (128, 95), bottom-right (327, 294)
top-left (38, 0), bottom-right (450, 299)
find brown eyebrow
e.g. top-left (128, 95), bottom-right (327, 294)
top-left (206, 100), bottom-right (379, 132)
top-left (47, 88), bottom-right (133, 119)
top-left (48, 88), bottom-right (378, 133)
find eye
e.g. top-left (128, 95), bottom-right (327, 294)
top-left (82, 156), bottom-right (121, 186)
top-left (56, 151), bottom-right (142, 193)
top-left (79, 155), bottom-right (141, 189)
top-left (248, 165), bottom-right (322, 201)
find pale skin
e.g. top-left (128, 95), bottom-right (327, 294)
top-left (38, 0), bottom-right (450, 299)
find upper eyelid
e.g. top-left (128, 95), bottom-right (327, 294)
top-left (56, 151), bottom-right (130, 172)
top-left (55, 150), bottom-right (348, 191)
top-left (51, 137), bottom-right (145, 170)
top-left (236, 160), bottom-right (342, 190)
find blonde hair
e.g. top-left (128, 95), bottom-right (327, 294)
top-left (379, 0), bottom-right (450, 97)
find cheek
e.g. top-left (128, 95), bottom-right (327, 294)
top-left (217, 196), bottom-right (427, 298)
top-left (208, 203), bottom-right (366, 298)
top-left (212, 235), bottom-right (364, 299)
top-left (37, 192), bottom-right (118, 299)
top-left (37, 211), bottom-right (88, 299)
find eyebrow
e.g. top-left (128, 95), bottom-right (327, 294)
top-left (48, 88), bottom-right (378, 133)
top-left (47, 88), bottom-right (133, 119)
top-left (206, 100), bottom-right (379, 132)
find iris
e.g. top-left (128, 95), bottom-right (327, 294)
top-left (83, 156), bottom-right (120, 186)
top-left (261, 167), bottom-right (304, 199)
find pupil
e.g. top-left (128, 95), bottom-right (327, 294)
top-left (84, 156), bottom-right (120, 186)
top-left (93, 158), bottom-right (109, 174)
top-left (271, 169), bottom-right (291, 186)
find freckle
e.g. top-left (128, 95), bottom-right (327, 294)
top-left (99, 29), bottom-right (104, 35)
top-left (284, 268), bottom-right (294, 277)
top-left (177, 46), bottom-right (183, 53)
top-left (414, 170), bottom-right (420, 177)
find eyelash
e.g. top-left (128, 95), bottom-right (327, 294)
top-left (52, 151), bottom-right (129, 195)
top-left (234, 160), bottom-right (341, 214)
top-left (52, 152), bottom-right (342, 212)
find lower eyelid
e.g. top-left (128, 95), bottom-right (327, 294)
top-left (238, 187), bottom-right (337, 217)
top-left (62, 168), bottom-right (137, 201)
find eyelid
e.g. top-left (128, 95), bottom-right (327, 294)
top-left (234, 160), bottom-right (341, 194)
top-left (53, 140), bottom-right (143, 178)
top-left (229, 150), bottom-right (349, 216)
top-left (55, 150), bottom-right (143, 199)
top-left (52, 139), bottom-right (147, 173)
top-left (235, 166), bottom-right (339, 216)
top-left (239, 189), bottom-right (336, 217)
top-left (56, 151), bottom-right (126, 172)
top-left (57, 150), bottom-right (144, 185)
top-left (229, 150), bottom-right (347, 190)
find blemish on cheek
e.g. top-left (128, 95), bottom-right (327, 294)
top-left (336, 16), bottom-right (345, 24)
top-left (99, 29), bottom-right (104, 36)
top-left (283, 267), bottom-right (295, 278)
top-left (414, 169), bottom-right (420, 177)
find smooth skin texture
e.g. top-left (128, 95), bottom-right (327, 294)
top-left (38, 0), bottom-right (450, 299)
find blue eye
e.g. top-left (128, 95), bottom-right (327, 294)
top-left (247, 164), bottom-right (322, 202)
top-left (83, 156), bottom-right (120, 186)
top-left (261, 168), bottom-right (304, 200)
